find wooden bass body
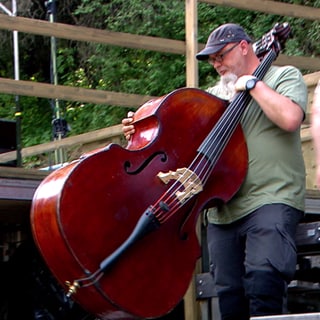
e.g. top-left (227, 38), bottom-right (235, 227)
top-left (31, 88), bottom-right (248, 319)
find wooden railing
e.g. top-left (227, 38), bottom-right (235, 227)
top-left (0, 71), bottom-right (319, 166)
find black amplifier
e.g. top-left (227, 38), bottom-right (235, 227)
top-left (0, 119), bottom-right (16, 167)
top-left (296, 222), bottom-right (320, 254)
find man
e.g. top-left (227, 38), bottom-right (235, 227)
top-left (311, 80), bottom-right (320, 190)
top-left (122, 23), bottom-right (307, 319)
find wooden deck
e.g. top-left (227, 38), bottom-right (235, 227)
top-left (0, 165), bottom-right (319, 222)
top-left (0, 166), bottom-right (48, 223)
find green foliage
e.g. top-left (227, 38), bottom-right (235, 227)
top-left (75, 0), bottom-right (185, 39)
top-left (0, 94), bottom-right (15, 119)
top-left (55, 0), bottom-right (188, 137)
top-left (20, 96), bottom-right (53, 146)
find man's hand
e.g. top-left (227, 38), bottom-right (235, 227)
top-left (235, 75), bottom-right (258, 91)
top-left (122, 111), bottom-right (135, 140)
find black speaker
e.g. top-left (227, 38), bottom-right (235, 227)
top-left (0, 119), bottom-right (17, 167)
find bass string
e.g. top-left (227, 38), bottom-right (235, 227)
top-left (152, 49), bottom-right (278, 224)
top-left (193, 49), bottom-right (277, 185)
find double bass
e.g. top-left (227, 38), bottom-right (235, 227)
top-left (31, 23), bottom-right (291, 319)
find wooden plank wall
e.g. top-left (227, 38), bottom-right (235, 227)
top-left (302, 72), bottom-right (320, 191)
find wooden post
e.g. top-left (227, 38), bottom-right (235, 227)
top-left (185, 0), bottom-right (198, 88)
top-left (183, 218), bottom-right (202, 320)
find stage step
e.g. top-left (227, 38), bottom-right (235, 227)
top-left (251, 312), bottom-right (320, 319)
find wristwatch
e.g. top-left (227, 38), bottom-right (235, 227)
top-left (245, 77), bottom-right (259, 91)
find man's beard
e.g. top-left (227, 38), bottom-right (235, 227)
top-left (217, 73), bottom-right (238, 101)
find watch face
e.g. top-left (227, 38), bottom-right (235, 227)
top-left (246, 79), bottom-right (256, 90)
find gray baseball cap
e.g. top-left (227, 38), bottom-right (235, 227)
top-left (196, 23), bottom-right (252, 61)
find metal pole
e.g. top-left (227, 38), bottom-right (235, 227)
top-left (0, 3), bottom-right (11, 15)
top-left (12, 0), bottom-right (22, 167)
top-left (0, 0), bottom-right (22, 166)
top-left (46, 0), bottom-right (66, 165)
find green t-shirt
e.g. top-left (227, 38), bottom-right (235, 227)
top-left (206, 65), bottom-right (308, 224)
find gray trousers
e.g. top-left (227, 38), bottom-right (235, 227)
top-left (207, 204), bottom-right (303, 320)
